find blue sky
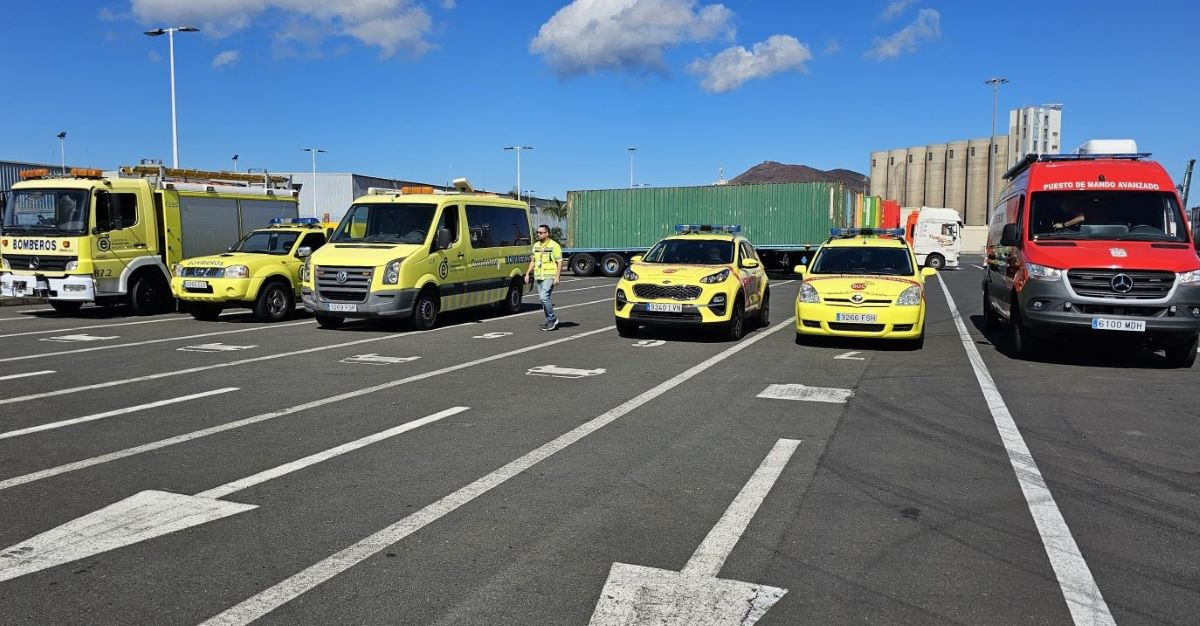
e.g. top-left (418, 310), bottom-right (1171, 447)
top-left (4, 1), bottom-right (1198, 201)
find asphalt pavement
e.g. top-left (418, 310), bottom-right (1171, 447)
top-left (0, 267), bottom-right (1197, 625)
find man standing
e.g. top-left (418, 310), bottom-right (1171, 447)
top-left (526, 225), bottom-right (562, 331)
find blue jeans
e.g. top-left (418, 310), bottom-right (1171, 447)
top-left (536, 279), bottom-right (556, 323)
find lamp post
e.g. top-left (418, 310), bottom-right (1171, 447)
top-left (231, 154), bottom-right (239, 173)
top-left (302, 148), bottom-right (325, 218)
top-left (984, 77), bottom-right (1009, 222)
top-left (56, 132), bottom-right (67, 174)
top-left (144, 26), bottom-right (199, 169)
top-left (503, 146), bottom-right (533, 201)
top-left (627, 146), bottom-right (637, 188)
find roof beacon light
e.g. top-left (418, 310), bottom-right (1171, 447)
top-left (291, 217), bottom-right (321, 226)
top-left (269, 217), bottom-right (288, 226)
top-left (831, 228), bottom-right (905, 238)
top-left (675, 224), bottom-right (742, 234)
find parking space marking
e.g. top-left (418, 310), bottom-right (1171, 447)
top-left (632, 339), bottom-right (665, 348)
top-left (972, 264), bottom-right (986, 270)
top-left (0, 370), bottom-right (56, 382)
top-left (39, 333), bottom-right (119, 343)
top-left (936, 275), bottom-right (1114, 625)
top-left (0, 407), bottom-right (470, 583)
top-left (338, 354), bottom-right (420, 365)
top-left (522, 283), bottom-right (613, 299)
top-left (473, 332), bottom-right (513, 339)
top-left (757, 383), bottom-right (853, 404)
top-left (0, 316), bottom-right (190, 339)
top-left (0, 388), bottom-right (240, 441)
top-left (833, 351), bottom-right (865, 361)
top-left (199, 316), bottom-right (795, 626)
top-left (2, 320), bottom-right (312, 363)
top-left (526, 365), bottom-right (607, 379)
top-left (590, 438), bottom-right (800, 625)
top-left (0, 298), bottom-right (613, 407)
top-left (0, 326), bottom-right (614, 492)
top-left (178, 343), bottom-right (257, 353)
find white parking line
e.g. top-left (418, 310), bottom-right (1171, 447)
top-left (200, 315), bottom-right (796, 626)
top-left (0, 316), bottom-right (190, 339)
top-left (0, 298), bottom-right (611, 407)
top-left (936, 276), bottom-right (1114, 624)
top-left (0, 388), bottom-right (239, 440)
top-left (0, 370), bottom-right (56, 382)
top-left (523, 283), bottom-right (613, 298)
top-left (0, 325), bottom-right (615, 492)
top-left (972, 264), bottom-right (986, 270)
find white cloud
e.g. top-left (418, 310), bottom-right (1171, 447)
top-left (865, 8), bottom-right (939, 61)
top-left (212, 49), bottom-right (240, 68)
top-left (823, 38), bottom-right (841, 55)
top-left (878, 0), bottom-right (916, 22)
top-left (687, 34), bottom-right (811, 93)
top-left (441, 0), bottom-right (456, 8)
top-left (128, 0), bottom-right (435, 58)
top-left (530, 0), bottom-right (735, 76)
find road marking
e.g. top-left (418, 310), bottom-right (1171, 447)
top-left (0, 326), bottom-right (613, 492)
top-left (526, 365), bottom-right (607, 379)
top-left (633, 339), bottom-right (665, 347)
top-left (935, 275), bottom-right (1114, 625)
top-left (972, 264), bottom-right (986, 270)
top-left (590, 439), bottom-right (800, 625)
top-left (39, 333), bottom-right (119, 343)
top-left (0, 298), bottom-right (612, 406)
top-left (0, 388), bottom-right (239, 440)
top-left (177, 343), bottom-right (258, 353)
top-left (0, 309), bottom-right (57, 320)
top-left (0, 370), bottom-right (55, 382)
top-left (338, 354), bottom-right (420, 365)
top-left (0, 407), bottom-right (468, 583)
top-left (473, 332), bottom-right (513, 339)
top-left (757, 383), bottom-right (853, 404)
top-left (200, 315), bottom-right (795, 626)
top-left (0, 316), bottom-right (191, 339)
top-left (833, 351), bottom-right (865, 360)
top-left (2, 320), bottom-right (312, 363)
top-left (522, 283), bottom-right (613, 298)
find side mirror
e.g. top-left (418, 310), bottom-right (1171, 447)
top-left (436, 227), bottom-right (452, 250)
top-left (630, 255), bottom-right (644, 264)
top-left (921, 267), bottom-right (938, 278)
top-left (792, 264), bottom-right (806, 276)
top-left (740, 258), bottom-right (761, 269)
top-left (1000, 223), bottom-right (1022, 247)
top-left (296, 246), bottom-right (312, 258)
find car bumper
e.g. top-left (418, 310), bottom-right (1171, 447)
top-left (794, 301), bottom-right (925, 339)
top-left (614, 291), bottom-right (734, 325)
top-left (302, 288), bottom-right (419, 318)
top-left (172, 276), bottom-right (259, 303)
top-left (1018, 279), bottom-right (1200, 338)
top-left (1, 272), bottom-right (96, 301)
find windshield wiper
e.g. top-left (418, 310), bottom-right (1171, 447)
top-left (1034, 233), bottom-right (1085, 240)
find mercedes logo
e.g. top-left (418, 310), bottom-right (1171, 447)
top-left (850, 293), bottom-right (864, 304)
top-left (1110, 273), bottom-right (1134, 293)
top-left (336, 271), bottom-right (349, 284)
top-left (28, 257), bottom-right (40, 270)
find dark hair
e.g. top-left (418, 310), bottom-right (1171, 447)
top-left (537, 226), bottom-right (549, 232)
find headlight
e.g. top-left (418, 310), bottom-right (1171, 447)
top-left (383, 258), bottom-right (405, 284)
top-left (700, 268), bottom-right (730, 284)
top-left (1179, 269), bottom-right (1200, 285)
top-left (798, 282), bottom-right (820, 303)
top-left (897, 285), bottom-right (923, 305)
top-left (622, 268), bottom-right (639, 281)
top-left (1025, 262), bottom-right (1063, 281)
top-left (223, 265), bottom-right (249, 279)
top-left (65, 260), bottom-right (79, 272)
top-left (300, 256), bottom-right (311, 282)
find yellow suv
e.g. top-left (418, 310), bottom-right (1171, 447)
top-left (793, 228), bottom-right (936, 348)
top-left (171, 218), bottom-right (327, 321)
top-left (614, 225), bottom-right (768, 341)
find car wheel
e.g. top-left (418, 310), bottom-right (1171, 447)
top-left (571, 253), bottom-right (596, 276)
top-left (794, 331), bottom-right (805, 345)
top-left (615, 318), bottom-right (638, 337)
top-left (982, 284), bottom-right (1000, 331)
top-left (254, 281), bottom-right (294, 322)
top-left (724, 299), bottom-right (745, 341)
top-left (909, 329), bottom-right (925, 350)
top-left (410, 289), bottom-right (439, 330)
top-left (315, 315), bottom-right (344, 329)
top-left (599, 253), bottom-right (624, 277)
top-left (188, 303), bottom-right (222, 321)
top-left (129, 272), bottom-right (170, 316)
top-left (1164, 334), bottom-right (1199, 368)
top-left (1010, 306), bottom-right (1037, 358)
top-left (925, 254), bottom-right (945, 270)
top-left (757, 291), bottom-right (770, 328)
top-left (49, 300), bottom-right (82, 314)
top-left (499, 278), bottom-right (523, 314)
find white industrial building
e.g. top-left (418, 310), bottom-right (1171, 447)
top-left (1008, 104), bottom-right (1063, 167)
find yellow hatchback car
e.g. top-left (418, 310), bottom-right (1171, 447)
top-left (614, 225), bottom-right (768, 341)
top-left (794, 228), bottom-right (936, 348)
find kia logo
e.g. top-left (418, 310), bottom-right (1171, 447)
top-left (336, 271), bottom-right (349, 284)
top-left (1110, 273), bottom-right (1134, 293)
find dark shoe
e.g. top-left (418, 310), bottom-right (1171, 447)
top-left (546, 319), bottom-right (559, 331)
top-left (539, 323), bottom-right (550, 331)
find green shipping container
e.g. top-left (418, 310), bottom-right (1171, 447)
top-left (566, 182), bottom-right (847, 249)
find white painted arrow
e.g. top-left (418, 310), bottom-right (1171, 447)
top-left (0, 406), bottom-right (468, 583)
top-left (833, 351), bottom-right (865, 361)
top-left (526, 364), bottom-right (607, 379)
top-left (177, 343), bottom-right (257, 353)
top-left (39, 333), bottom-right (118, 343)
top-left (473, 332), bottom-right (513, 339)
top-left (757, 383), bottom-right (853, 404)
top-left (633, 339), bottom-right (666, 347)
top-left (589, 439), bottom-right (800, 625)
top-left (339, 353), bottom-right (421, 365)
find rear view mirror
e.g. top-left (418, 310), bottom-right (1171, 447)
top-left (436, 227), bottom-right (452, 250)
top-left (296, 246), bottom-right (312, 258)
top-left (792, 264), bottom-right (806, 276)
top-left (1000, 223), bottom-right (1022, 247)
top-left (630, 255), bottom-right (644, 263)
top-left (921, 267), bottom-right (938, 278)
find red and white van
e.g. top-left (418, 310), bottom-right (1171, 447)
top-left (983, 140), bottom-right (1200, 367)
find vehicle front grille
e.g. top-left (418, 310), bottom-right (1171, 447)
top-left (315, 266), bottom-right (373, 302)
top-left (824, 297), bottom-right (893, 307)
top-left (828, 322), bottom-right (885, 332)
top-left (633, 284), bottom-right (702, 301)
top-left (180, 267), bottom-right (224, 278)
top-left (1072, 303), bottom-right (1167, 317)
top-left (1067, 269), bottom-right (1175, 299)
top-left (4, 254), bottom-right (77, 272)
top-left (631, 310), bottom-right (704, 322)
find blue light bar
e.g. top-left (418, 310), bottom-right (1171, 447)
top-left (291, 217), bottom-right (321, 225)
top-left (831, 228), bottom-right (905, 238)
top-left (674, 224), bottom-right (742, 234)
top-left (268, 217), bottom-right (287, 225)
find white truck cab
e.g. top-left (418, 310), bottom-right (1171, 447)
top-left (903, 206), bottom-right (962, 269)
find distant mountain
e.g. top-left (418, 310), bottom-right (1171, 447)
top-left (730, 161), bottom-right (868, 190)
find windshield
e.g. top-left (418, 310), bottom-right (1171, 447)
top-left (810, 246), bottom-right (914, 276)
top-left (332, 203), bottom-right (437, 244)
top-left (643, 239), bottom-right (733, 264)
top-left (1030, 191), bottom-right (1188, 242)
top-left (2, 189), bottom-right (90, 236)
top-left (231, 230), bottom-right (300, 254)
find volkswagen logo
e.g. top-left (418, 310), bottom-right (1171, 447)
top-left (1110, 273), bottom-right (1134, 293)
top-left (335, 271), bottom-right (349, 284)
top-left (850, 293), bottom-right (865, 304)
top-left (28, 257), bottom-right (40, 270)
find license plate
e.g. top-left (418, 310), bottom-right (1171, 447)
top-left (326, 303), bottom-right (357, 312)
top-left (183, 280), bottom-right (209, 290)
top-left (835, 313), bottom-right (877, 323)
top-left (647, 303), bottom-right (683, 313)
top-left (1091, 318), bottom-right (1146, 332)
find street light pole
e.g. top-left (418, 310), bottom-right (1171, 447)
top-left (231, 154), bottom-right (239, 173)
top-left (984, 77), bottom-right (1009, 221)
top-left (145, 26), bottom-right (199, 169)
top-left (503, 146), bottom-right (533, 202)
top-left (56, 132), bottom-right (67, 174)
top-left (303, 148), bottom-right (326, 218)
top-left (628, 146), bottom-right (637, 188)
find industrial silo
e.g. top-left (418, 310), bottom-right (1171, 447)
top-left (965, 138), bottom-right (990, 226)
top-left (905, 146), bottom-right (927, 208)
top-left (944, 140), bottom-right (969, 217)
top-left (869, 151), bottom-right (888, 197)
top-left (988, 137), bottom-right (1010, 218)
top-left (924, 143), bottom-right (946, 207)
top-left (885, 148), bottom-right (908, 204)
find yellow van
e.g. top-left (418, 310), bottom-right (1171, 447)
top-left (300, 179), bottom-right (531, 329)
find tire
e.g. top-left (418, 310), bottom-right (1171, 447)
top-left (188, 303), bottom-right (222, 321)
top-left (794, 332), bottom-right (805, 346)
top-left (599, 253), bottom-right (624, 277)
top-left (253, 281), bottom-right (294, 322)
top-left (409, 289), bottom-right (439, 331)
top-left (1164, 334), bottom-right (1199, 368)
top-left (128, 272), bottom-right (170, 316)
top-left (1010, 304), bottom-right (1037, 358)
top-left (570, 253), bottom-right (596, 277)
top-left (315, 315), bottom-right (344, 329)
top-left (49, 301), bottom-right (82, 314)
top-left (498, 277), bottom-right (523, 315)
top-left (909, 329), bottom-right (926, 350)
top-left (724, 298), bottom-right (746, 341)
top-left (925, 254), bottom-right (945, 270)
top-left (616, 318), bottom-right (638, 337)
top-left (982, 283), bottom-right (1000, 331)
top-left (757, 290), bottom-right (770, 328)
